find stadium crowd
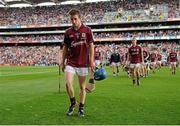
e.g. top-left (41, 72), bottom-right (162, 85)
top-left (0, 30), bottom-right (179, 43)
top-left (0, 0), bottom-right (179, 26)
top-left (0, 35), bottom-right (63, 43)
top-left (94, 30), bottom-right (180, 39)
top-left (0, 42), bottom-right (179, 66)
top-left (0, 46), bottom-right (60, 66)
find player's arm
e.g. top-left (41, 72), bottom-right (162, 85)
top-left (145, 52), bottom-right (149, 61)
top-left (100, 52), bottom-right (103, 65)
top-left (61, 32), bottom-right (69, 72)
top-left (88, 28), bottom-right (95, 71)
top-left (89, 43), bottom-right (95, 71)
top-left (98, 51), bottom-right (102, 65)
top-left (61, 44), bottom-right (68, 72)
top-left (176, 53), bottom-right (179, 63)
top-left (141, 48), bottom-right (144, 64)
top-left (126, 50), bottom-right (130, 65)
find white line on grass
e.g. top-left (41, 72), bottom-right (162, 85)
top-left (0, 70), bottom-right (58, 77)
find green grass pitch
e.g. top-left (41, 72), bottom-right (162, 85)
top-left (0, 66), bottom-right (180, 125)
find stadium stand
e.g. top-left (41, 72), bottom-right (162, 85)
top-left (0, 0), bottom-right (179, 66)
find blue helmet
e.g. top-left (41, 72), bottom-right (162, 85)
top-left (94, 68), bottom-right (107, 81)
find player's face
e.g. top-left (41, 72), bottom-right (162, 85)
top-left (70, 15), bottom-right (81, 29)
top-left (132, 39), bottom-right (137, 46)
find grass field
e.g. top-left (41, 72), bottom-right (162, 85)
top-left (0, 66), bottom-right (180, 125)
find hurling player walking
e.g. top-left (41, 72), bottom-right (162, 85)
top-left (61, 9), bottom-right (95, 117)
top-left (127, 37), bottom-right (144, 85)
top-left (169, 48), bottom-right (178, 75)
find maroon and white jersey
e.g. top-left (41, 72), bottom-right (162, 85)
top-left (157, 54), bottom-right (162, 61)
top-left (169, 52), bottom-right (177, 62)
top-left (150, 53), bottom-right (157, 62)
top-left (64, 24), bottom-right (94, 67)
top-left (128, 45), bottom-right (142, 64)
top-left (95, 49), bottom-right (101, 60)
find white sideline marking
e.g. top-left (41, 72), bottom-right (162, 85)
top-left (0, 70), bottom-right (58, 77)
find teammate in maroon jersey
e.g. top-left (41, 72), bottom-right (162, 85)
top-left (94, 46), bottom-right (102, 67)
top-left (150, 51), bottom-right (157, 73)
top-left (127, 38), bottom-right (143, 85)
top-left (61, 9), bottom-right (95, 117)
top-left (169, 48), bottom-right (178, 75)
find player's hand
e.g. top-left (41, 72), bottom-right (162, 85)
top-left (90, 61), bottom-right (96, 72)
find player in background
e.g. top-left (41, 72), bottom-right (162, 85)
top-left (94, 46), bottom-right (102, 67)
top-left (110, 48), bottom-right (121, 76)
top-left (169, 48), bottom-right (178, 75)
top-left (149, 50), bottom-right (157, 73)
top-left (122, 49), bottom-right (131, 77)
top-left (142, 47), bottom-right (149, 77)
top-left (127, 38), bottom-right (143, 85)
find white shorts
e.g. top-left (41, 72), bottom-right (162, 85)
top-left (143, 61), bottom-right (149, 65)
top-left (150, 62), bottom-right (156, 65)
top-left (95, 60), bottom-right (101, 66)
top-left (65, 65), bottom-right (88, 76)
top-left (146, 62), bottom-right (150, 65)
top-left (130, 63), bottom-right (141, 69)
top-left (170, 62), bottom-right (177, 65)
top-left (157, 61), bottom-right (161, 64)
top-left (111, 62), bottom-right (120, 67)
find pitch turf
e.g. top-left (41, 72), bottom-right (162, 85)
top-left (0, 66), bottom-right (180, 125)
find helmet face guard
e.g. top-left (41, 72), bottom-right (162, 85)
top-left (94, 68), bottom-right (107, 81)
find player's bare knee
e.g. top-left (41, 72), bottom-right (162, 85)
top-left (66, 82), bottom-right (72, 88)
top-left (79, 85), bottom-right (85, 91)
